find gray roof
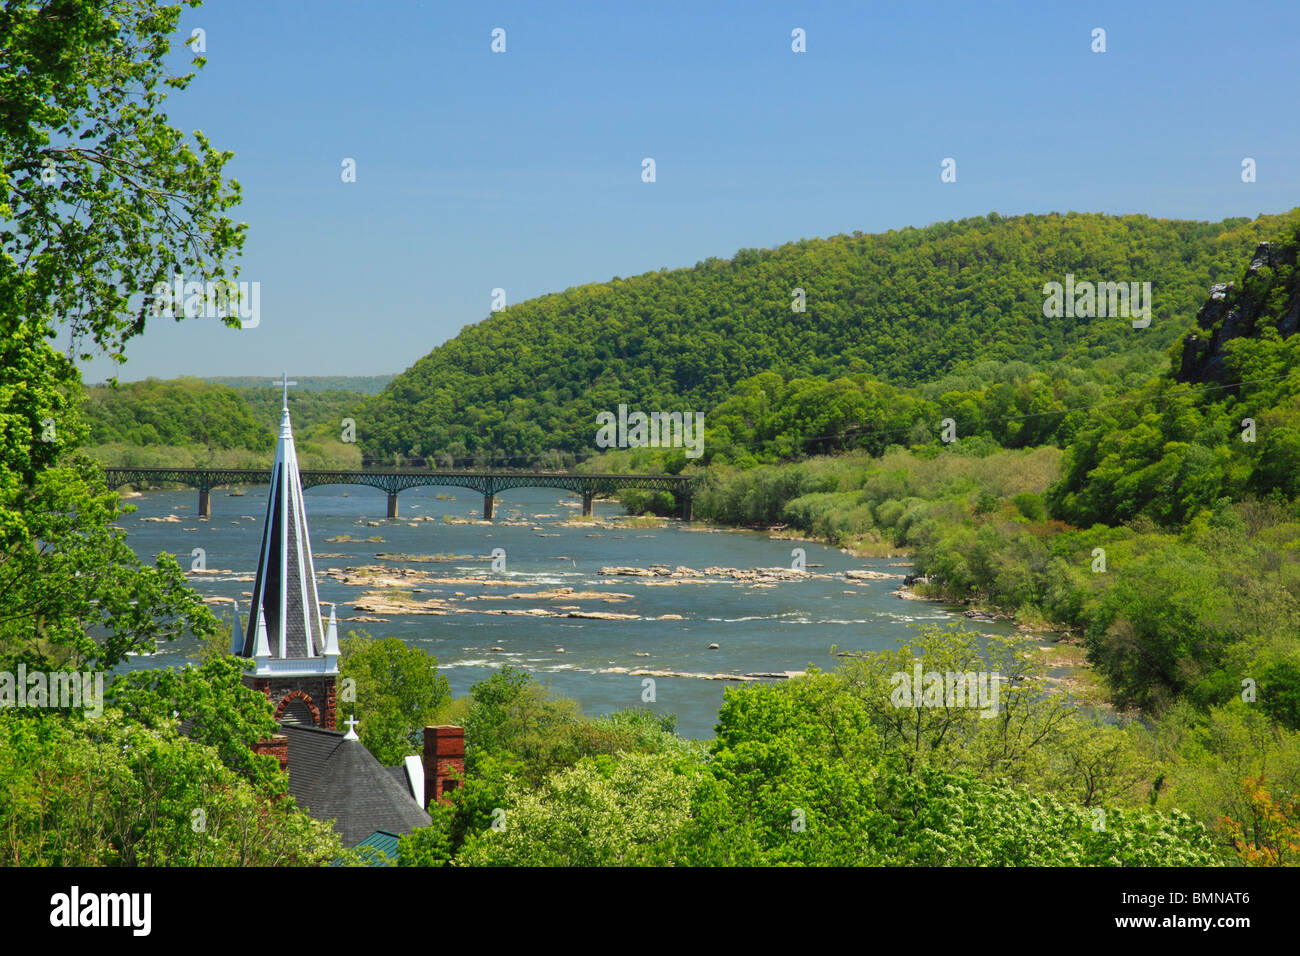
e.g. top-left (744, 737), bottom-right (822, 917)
top-left (385, 764), bottom-right (415, 799)
top-left (280, 724), bottom-right (431, 848)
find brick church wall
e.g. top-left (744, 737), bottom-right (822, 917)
top-left (245, 674), bottom-right (337, 729)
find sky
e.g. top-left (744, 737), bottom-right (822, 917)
top-left (76, 0), bottom-right (1300, 383)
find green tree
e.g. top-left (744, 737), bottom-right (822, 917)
top-left (338, 630), bottom-right (450, 765)
top-left (1, 0), bottom-right (246, 362)
top-left (1, 0), bottom-right (244, 670)
top-left (454, 753), bottom-right (702, 867)
top-left (107, 655), bottom-right (282, 788)
top-left (362, 211), bottom-right (1299, 463)
top-left (460, 666), bottom-right (582, 783)
top-left (0, 709), bottom-right (341, 866)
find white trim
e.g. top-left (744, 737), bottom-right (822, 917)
top-left (253, 606), bottom-right (271, 659)
top-left (229, 602), bottom-right (243, 655)
top-left (404, 755), bottom-right (426, 808)
top-left (251, 463), bottom-right (278, 656)
top-left (278, 426), bottom-right (289, 659)
top-left (298, 468), bottom-right (324, 653)
top-left (253, 656), bottom-right (336, 677)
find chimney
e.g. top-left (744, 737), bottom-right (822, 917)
top-left (423, 725), bottom-right (465, 808)
top-left (253, 734), bottom-right (289, 772)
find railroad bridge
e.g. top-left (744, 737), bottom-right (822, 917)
top-left (101, 467), bottom-right (698, 521)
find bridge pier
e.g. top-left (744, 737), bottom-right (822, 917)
top-left (482, 493), bottom-right (494, 521)
top-left (198, 489), bottom-right (211, 517)
top-left (676, 494), bottom-right (692, 521)
top-left (387, 493), bottom-right (399, 518)
top-left (581, 493), bottom-right (594, 517)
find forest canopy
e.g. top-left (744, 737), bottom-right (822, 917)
top-left (360, 209), bottom-right (1300, 464)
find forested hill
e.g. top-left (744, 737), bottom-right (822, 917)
top-left (361, 209), bottom-right (1300, 463)
top-left (77, 378), bottom-right (367, 470)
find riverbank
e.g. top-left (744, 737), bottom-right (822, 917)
top-left (743, 521), bottom-right (1105, 703)
top-left (121, 485), bottom-right (989, 737)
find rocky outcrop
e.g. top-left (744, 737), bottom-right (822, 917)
top-left (597, 666), bottom-right (805, 682)
top-left (1179, 237), bottom-right (1300, 384)
top-left (598, 564), bottom-right (901, 583)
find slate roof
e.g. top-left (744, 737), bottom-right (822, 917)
top-left (280, 724), bottom-right (431, 848)
top-left (385, 764), bottom-right (414, 798)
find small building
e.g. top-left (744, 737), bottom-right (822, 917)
top-left (252, 721), bottom-right (466, 853)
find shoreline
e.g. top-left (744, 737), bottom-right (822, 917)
top-left (139, 486), bottom-right (1090, 695)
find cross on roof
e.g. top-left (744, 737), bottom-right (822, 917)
top-left (343, 714), bottom-right (360, 740)
top-left (271, 371), bottom-right (298, 410)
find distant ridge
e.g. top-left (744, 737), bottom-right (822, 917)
top-left (202, 375), bottom-right (394, 395)
top-left (362, 208), bottom-right (1300, 461)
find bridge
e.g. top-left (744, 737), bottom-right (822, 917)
top-left (100, 467), bottom-right (698, 521)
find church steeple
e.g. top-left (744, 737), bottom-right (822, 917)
top-left (237, 373), bottom-right (339, 728)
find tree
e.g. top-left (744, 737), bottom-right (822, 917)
top-left (1086, 547), bottom-right (1230, 712)
top-left (0, 2), bottom-right (341, 867)
top-left (0, 451), bottom-right (218, 670)
top-left (0, 709), bottom-right (343, 866)
top-left (338, 630), bottom-right (450, 765)
top-left (359, 211), bottom-right (1299, 463)
top-left (460, 666), bottom-right (582, 783)
top-left (454, 753), bottom-right (703, 867)
top-left (1223, 777), bottom-right (1300, 866)
top-left (837, 622), bottom-right (1074, 782)
top-left (1, 0), bottom-right (244, 670)
top-left (1, 0), bottom-right (246, 362)
top-left (107, 655), bottom-right (283, 788)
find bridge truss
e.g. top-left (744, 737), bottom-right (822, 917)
top-left (101, 467), bottom-right (698, 519)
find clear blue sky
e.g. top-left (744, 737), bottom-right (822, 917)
top-left (79, 0), bottom-right (1300, 383)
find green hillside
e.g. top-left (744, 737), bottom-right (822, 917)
top-left (78, 377), bottom-right (365, 470)
top-left (235, 386), bottom-right (370, 440)
top-left (361, 209), bottom-right (1300, 463)
top-left (80, 378), bottom-right (272, 451)
top-left (670, 222), bottom-right (1300, 717)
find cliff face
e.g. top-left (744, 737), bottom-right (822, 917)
top-left (1179, 235), bottom-right (1300, 384)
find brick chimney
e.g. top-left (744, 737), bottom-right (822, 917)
top-left (253, 734), bottom-right (289, 771)
top-left (423, 725), bottom-right (465, 808)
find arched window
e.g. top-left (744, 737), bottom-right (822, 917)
top-left (275, 690), bottom-right (321, 726)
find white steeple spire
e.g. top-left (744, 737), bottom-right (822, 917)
top-left (229, 602), bottom-right (244, 655)
top-left (253, 606), bottom-right (271, 661)
top-left (239, 374), bottom-right (337, 677)
top-left (324, 603), bottom-right (340, 668)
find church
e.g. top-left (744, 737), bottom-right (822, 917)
top-left (226, 376), bottom-right (463, 854)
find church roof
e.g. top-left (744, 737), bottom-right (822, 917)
top-left (236, 376), bottom-right (338, 674)
top-left (280, 724), bottom-right (431, 848)
top-left (332, 830), bottom-right (402, 866)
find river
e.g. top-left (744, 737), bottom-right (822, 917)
top-left (115, 483), bottom-right (1030, 738)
